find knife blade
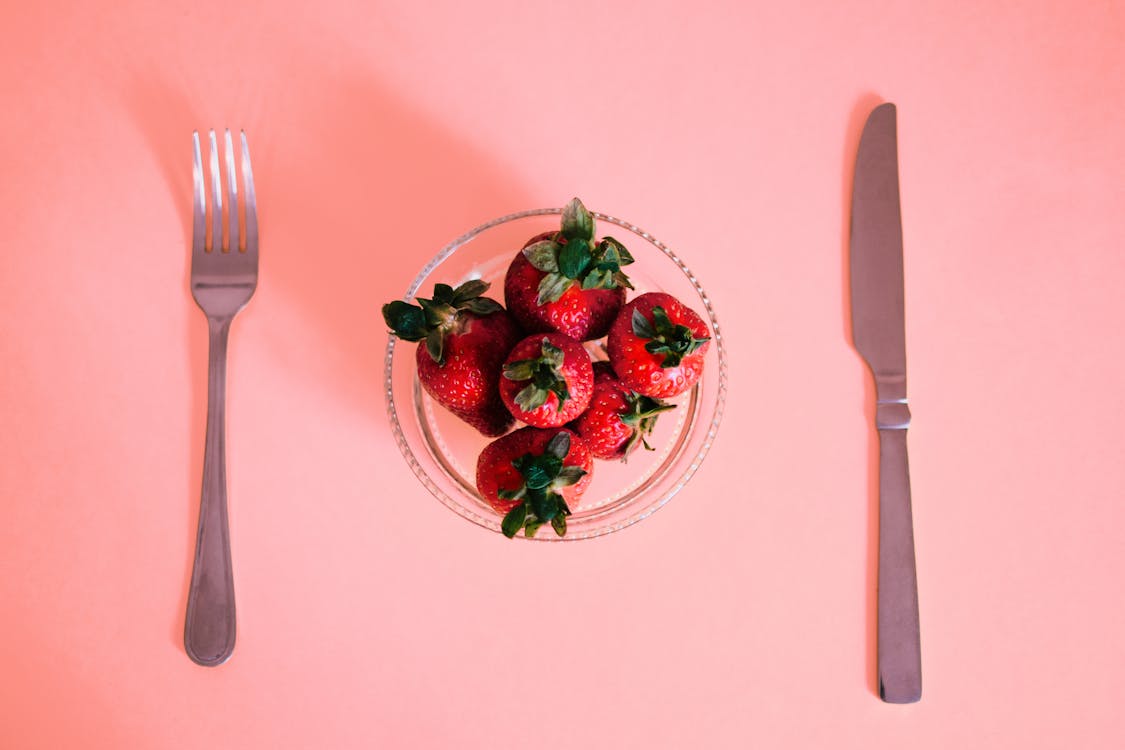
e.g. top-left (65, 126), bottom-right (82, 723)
top-left (849, 102), bottom-right (922, 704)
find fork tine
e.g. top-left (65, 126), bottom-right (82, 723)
top-left (192, 132), bottom-right (205, 255)
top-left (208, 130), bottom-right (222, 252)
top-left (241, 131), bottom-right (258, 256)
top-left (224, 129), bottom-right (239, 254)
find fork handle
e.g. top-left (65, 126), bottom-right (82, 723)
top-left (185, 317), bottom-right (237, 666)
top-left (876, 422), bottom-right (922, 703)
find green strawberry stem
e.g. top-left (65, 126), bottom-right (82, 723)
top-left (381, 279), bottom-right (503, 364)
top-left (498, 432), bottom-right (584, 538)
top-left (503, 338), bottom-right (571, 413)
top-left (631, 306), bottom-right (710, 368)
top-left (523, 198), bottom-right (636, 304)
top-left (619, 393), bottom-right (676, 456)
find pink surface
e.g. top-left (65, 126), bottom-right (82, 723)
top-left (2, 0), bottom-right (1124, 747)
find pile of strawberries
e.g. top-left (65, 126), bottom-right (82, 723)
top-left (383, 199), bottom-right (711, 539)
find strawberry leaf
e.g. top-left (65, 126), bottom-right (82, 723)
top-left (449, 280), bottom-right (503, 315)
top-left (501, 502), bottom-right (527, 538)
top-left (505, 338), bottom-right (572, 414)
top-left (545, 431), bottom-right (571, 459)
top-left (523, 241), bottom-right (561, 273)
top-left (549, 380), bottom-right (570, 406)
top-left (524, 467), bottom-right (551, 492)
top-left (598, 242), bottom-right (622, 268)
top-left (559, 238), bottom-right (592, 279)
top-left (530, 489), bottom-right (560, 523)
top-left (633, 305), bottom-right (710, 367)
top-left (460, 297), bottom-right (503, 315)
top-left (498, 435), bottom-right (580, 537)
top-left (383, 280), bottom-right (501, 363)
top-left (542, 340), bottom-right (566, 368)
top-left (618, 392), bottom-right (675, 458)
top-left (417, 298), bottom-right (446, 327)
top-left (527, 487), bottom-right (548, 519)
top-left (581, 268), bottom-right (613, 290)
top-left (425, 328), bottom-right (444, 364)
top-left (542, 456), bottom-right (564, 479)
top-left (451, 279), bottom-right (490, 304)
top-left (514, 384), bottom-right (550, 411)
top-left (632, 308), bottom-right (658, 339)
top-left (569, 236), bottom-right (635, 291)
top-left (561, 197), bottom-right (595, 241)
top-left (542, 493), bottom-right (561, 523)
top-left (537, 272), bottom-right (572, 305)
top-left (432, 283), bottom-right (455, 305)
top-left (381, 301), bottom-right (428, 341)
top-left (519, 454), bottom-right (561, 490)
top-left (503, 359), bottom-right (538, 381)
top-left (555, 465), bottom-right (587, 486)
top-left (601, 236), bottom-right (634, 265)
top-left (537, 201), bottom-right (637, 294)
top-left (618, 394), bottom-right (675, 427)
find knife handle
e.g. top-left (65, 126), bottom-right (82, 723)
top-left (875, 403), bottom-right (922, 703)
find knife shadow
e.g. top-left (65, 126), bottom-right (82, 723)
top-left (842, 92), bottom-right (886, 698)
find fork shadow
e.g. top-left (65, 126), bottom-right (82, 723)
top-left (841, 91), bottom-right (886, 698)
top-left (121, 81), bottom-right (207, 655)
top-left (124, 64), bottom-right (533, 655)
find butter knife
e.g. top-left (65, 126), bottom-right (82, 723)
top-left (850, 102), bottom-right (922, 703)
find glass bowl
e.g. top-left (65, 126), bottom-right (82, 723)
top-left (384, 208), bottom-right (727, 541)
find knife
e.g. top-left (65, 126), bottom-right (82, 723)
top-left (849, 102), bottom-right (922, 704)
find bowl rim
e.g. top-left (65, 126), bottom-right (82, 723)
top-left (384, 207), bottom-right (728, 541)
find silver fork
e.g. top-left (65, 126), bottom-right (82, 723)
top-left (184, 129), bottom-right (258, 666)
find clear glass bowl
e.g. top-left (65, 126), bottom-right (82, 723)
top-left (384, 208), bottom-right (727, 541)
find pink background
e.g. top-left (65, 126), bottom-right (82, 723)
top-left (3, 0), bottom-right (1124, 747)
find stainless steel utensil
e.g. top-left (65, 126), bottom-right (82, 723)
top-left (850, 102), bottom-right (922, 703)
top-left (184, 129), bottom-right (258, 667)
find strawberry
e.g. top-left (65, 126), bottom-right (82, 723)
top-left (572, 362), bottom-right (675, 460)
top-left (500, 333), bottom-right (594, 428)
top-left (504, 198), bottom-right (635, 341)
top-left (607, 292), bottom-right (711, 399)
top-left (382, 279), bottom-right (521, 436)
top-left (476, 427), bottom-right (593, 538)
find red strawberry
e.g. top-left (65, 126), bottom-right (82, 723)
top-left (504, 198), bottom-right (635, 341)
top-left (383, 279), bottom-right (521, 436)
top-left (476, 427), bottom-right (594, 538)
top-left (607, 292), bottom-right (711, 399)
top-left (590, 359), bottom-right (617, 383)
top-left (572, 362), bottom-right (675, 460)
top-left (500, 333), bottom-right (594, 428)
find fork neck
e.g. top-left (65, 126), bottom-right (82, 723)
top-left (206, 318), bottom-right (233, 370)
top-left (207, 316), bottom-right (235, 334)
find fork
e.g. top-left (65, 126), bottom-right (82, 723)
top-left (184, 129), bottom-right (258, 666)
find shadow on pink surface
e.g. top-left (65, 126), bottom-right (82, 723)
top-left (841, 91), bottom-right (886, 699)
top-left (124, 67), bottom-right (531, 659)
top-left (122, 79), bottom-right (214, 658)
